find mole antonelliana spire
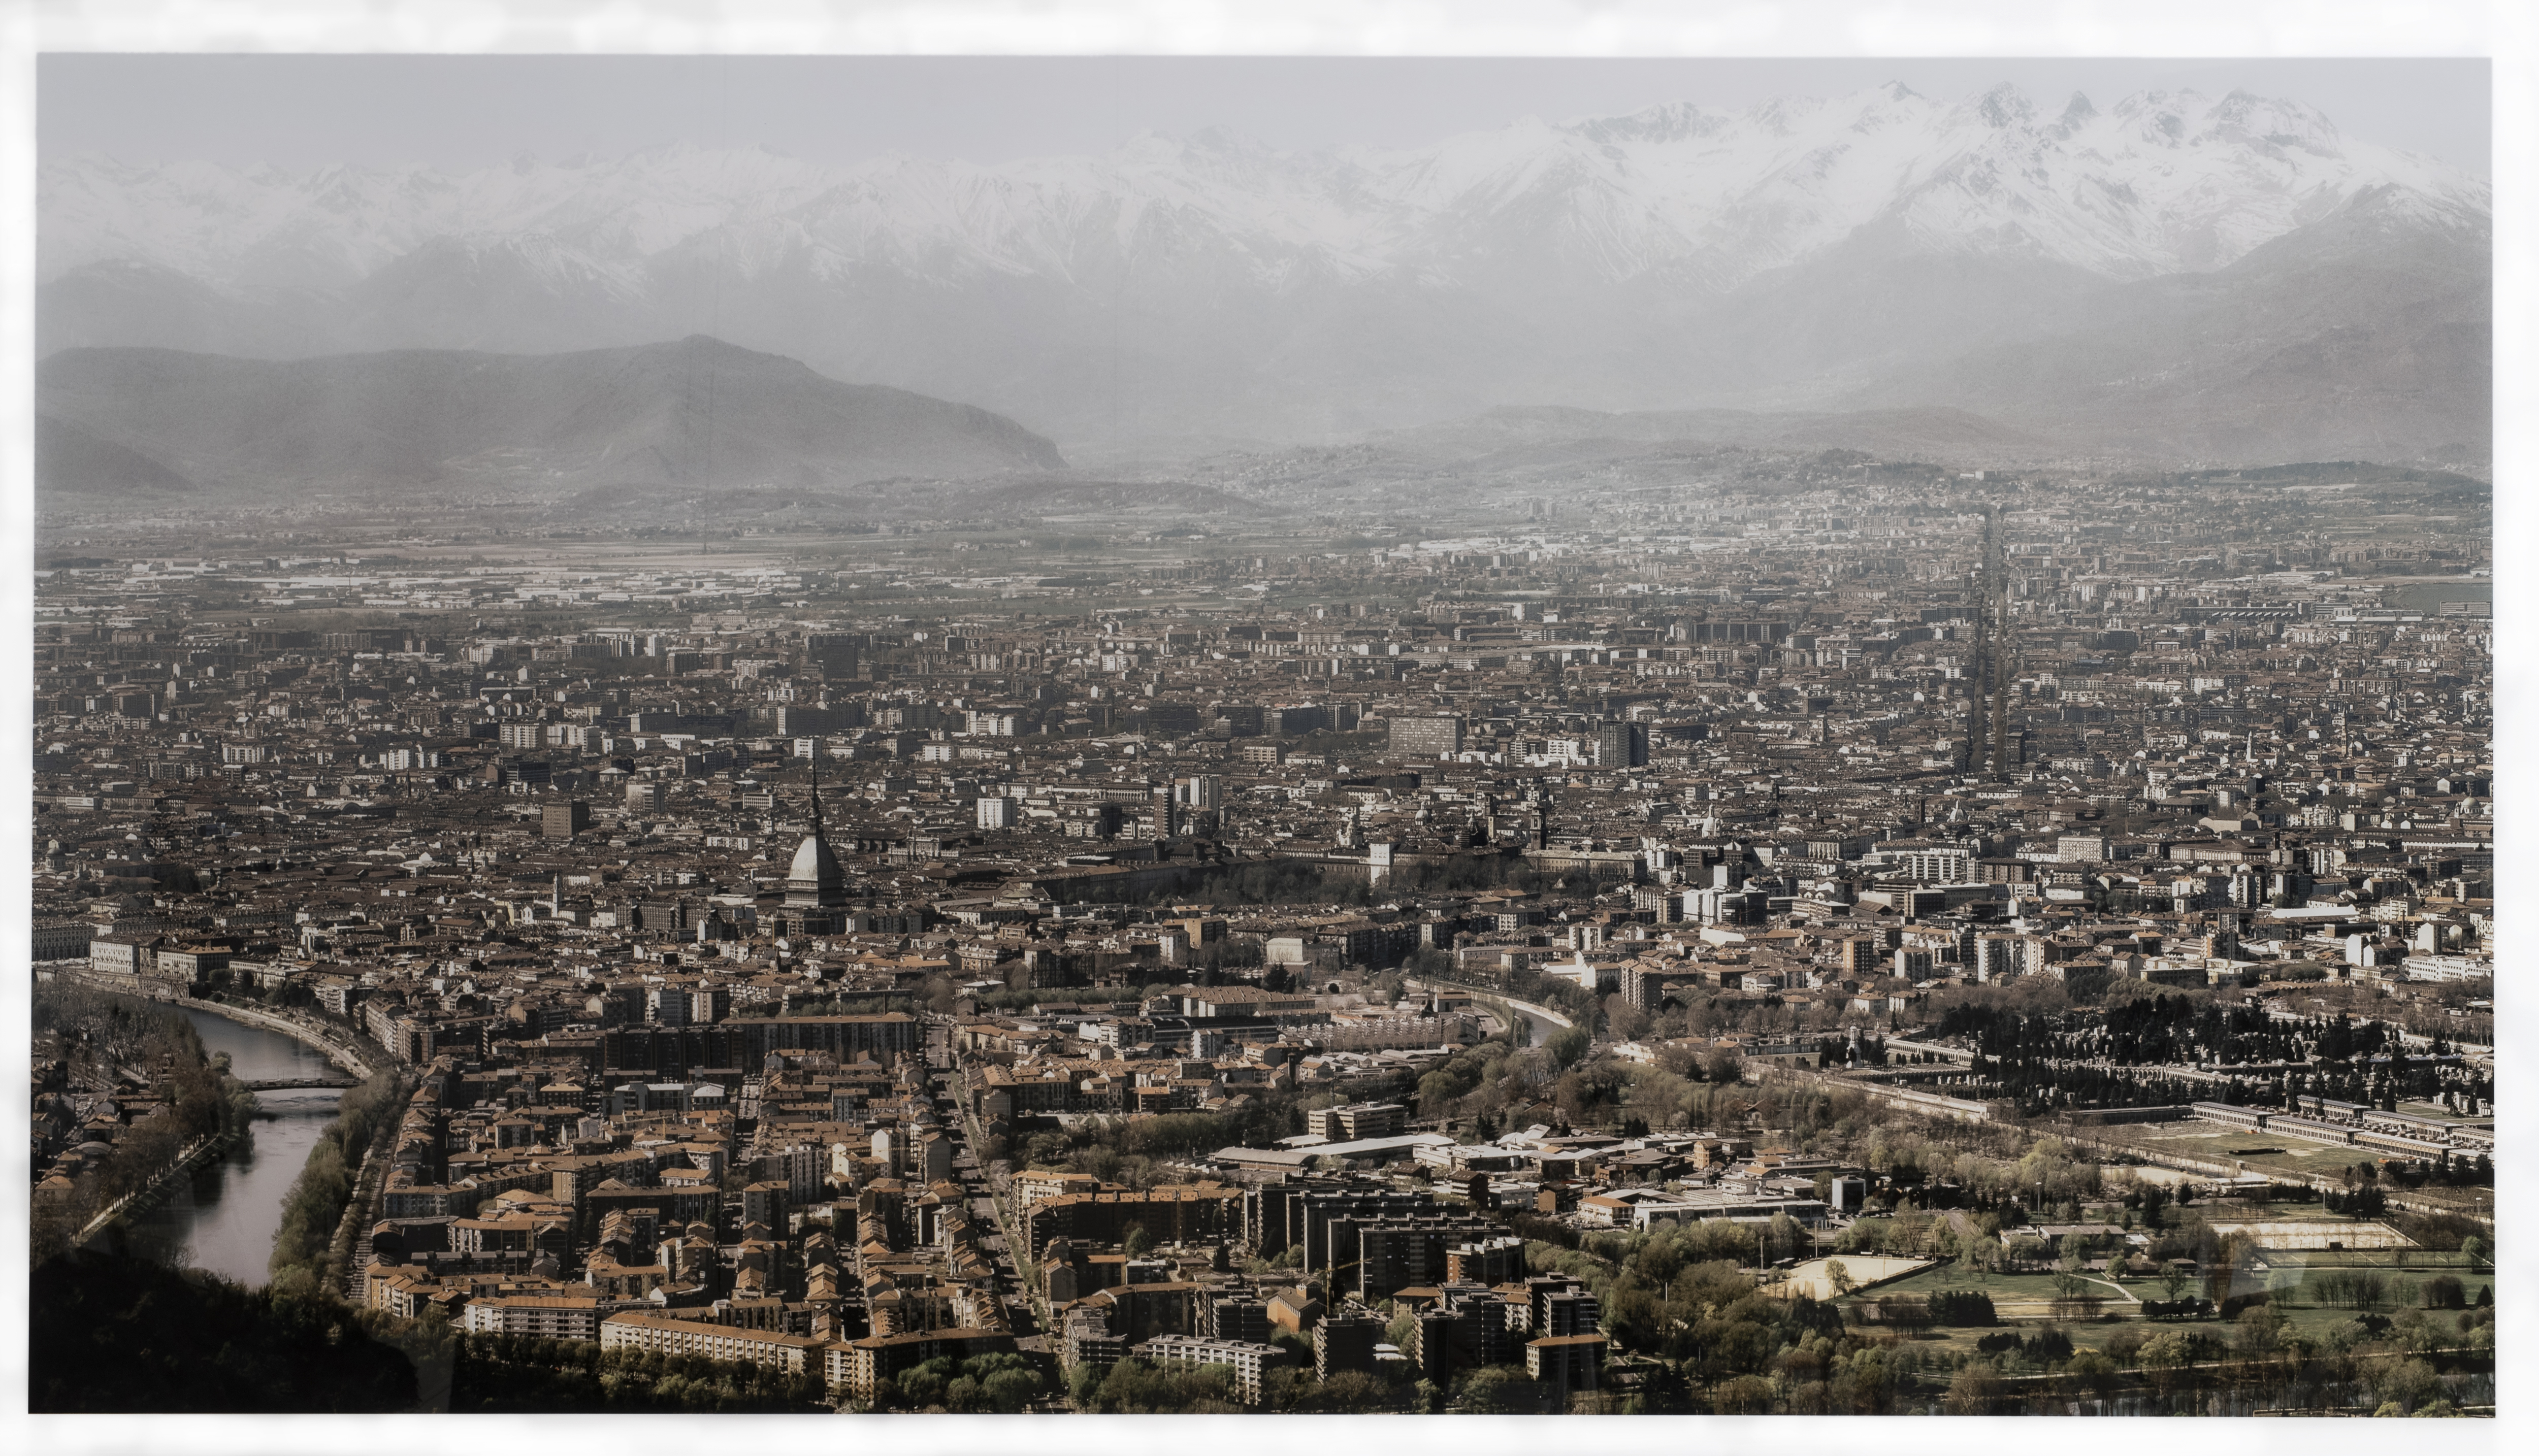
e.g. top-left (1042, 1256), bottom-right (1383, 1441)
top-left (786, 751), bottom-right (847, 910)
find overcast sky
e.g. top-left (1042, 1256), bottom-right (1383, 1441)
top-left (38, 55), bottom-right (2490, 176)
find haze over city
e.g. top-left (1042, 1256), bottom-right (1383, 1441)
top-left (27, 51), bottom-right (2496, 1426)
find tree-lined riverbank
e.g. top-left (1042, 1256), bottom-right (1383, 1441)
top-left (31, 984), bottom-right (260, 1260)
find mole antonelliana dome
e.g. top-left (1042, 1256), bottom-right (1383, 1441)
top-left (785, 779), bottom-right (848, 909)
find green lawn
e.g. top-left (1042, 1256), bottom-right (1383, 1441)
top-left (2257, 1268), bottom-right (2492, 1311)
top-left (1838, 1263), bottom-right (2146, 1344)
top-left (1880, 1296), bottom-right (2487, 1364)
top-left (2123, 1123), bottom-right (2495, 1209)
top-left (1854, 1264), bottom-right (2146, 1302)
top-left (1918, 1319), bottom-right (2144, 1356)
top-left (2207, 1205), bottom-right (2375, 1223)
top-left (1862, 1267), bottom-right (2054, 1299)
top-left (2257, 1249), bottom-right (2490, 1270)
top-left (2391, 1099), bottom-right (2494, 1135)
top-left (2125, 1125), bottom-right (2376, 1180)
top-left (1834, 1244), bottom-right (2495, 1371)
top-left (2266, 1302), bottom-right (2389, 1344)
top-left (1842, 1250), bottom-right (2490, 1315)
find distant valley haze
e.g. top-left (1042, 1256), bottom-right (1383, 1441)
top-left (35, 71), bottom-right (2492, 504)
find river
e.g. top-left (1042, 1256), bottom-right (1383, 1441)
top-left (119, 1008), bottom-right (346, 1287)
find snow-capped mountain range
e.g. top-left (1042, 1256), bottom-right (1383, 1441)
top-left (43, 82), bottom-right (2484, 292)
top-left (37, 82), bottom-right (2492, 460)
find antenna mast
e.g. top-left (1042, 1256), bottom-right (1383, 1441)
top-left (1963, 504), bottom-right (1993, 772)
top-left (1987, 504), bottom-right (2013, 779)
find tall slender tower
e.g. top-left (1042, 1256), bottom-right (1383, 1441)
top-left (1963, 505), bottom-right (1994, 771)
top-left (1987, 506), bottom-right (2014, 779)
top-left (1962, 503), bottom-right (2014, 778)
top-left (786, 752), bottom-right (848, 912)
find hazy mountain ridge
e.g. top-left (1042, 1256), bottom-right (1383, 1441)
top-left (35, 337), bottom-right (1068, 506)
top-left (1837, 186), bottom-right (2492, 460)
top-left (37, 83), bottom-right (2491, 459)
top-left (33, 412), bottom-right (200, 497)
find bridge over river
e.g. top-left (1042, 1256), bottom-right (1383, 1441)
top-left (239, 1077), bottom-right (359, 1091)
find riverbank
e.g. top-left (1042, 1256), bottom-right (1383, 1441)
top-left (269, 1067), bottom-right (408, 1299)
top-left (74, 1127), bottom-right (245, 1248)
top-left (331, 1067), bottom-right (416, 1298)
top-left (31, 982), bottom-right (264, 1261)
top-left (52, 965), bottom-right (386, 1080)
top-left (176, 995), bottom-right (382, 1080)
top-left (146, 1011), bottom-right (354, 1287)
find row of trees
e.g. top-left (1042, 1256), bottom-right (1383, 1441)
top-left (453, 1333), bottom-right (829, 1412)
top-left (268, 1070), bottom-right (405, 1297)
top-left (2300, 1271), bottom-right (2492, 1312)
top-left (1932, 992), bottom-right (2496, 1116)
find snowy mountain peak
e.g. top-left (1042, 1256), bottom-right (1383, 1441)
top-left (1971, 82), bottom-right (2038, 129)
top-left (1569, 102), bottom-right (1728, 147)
